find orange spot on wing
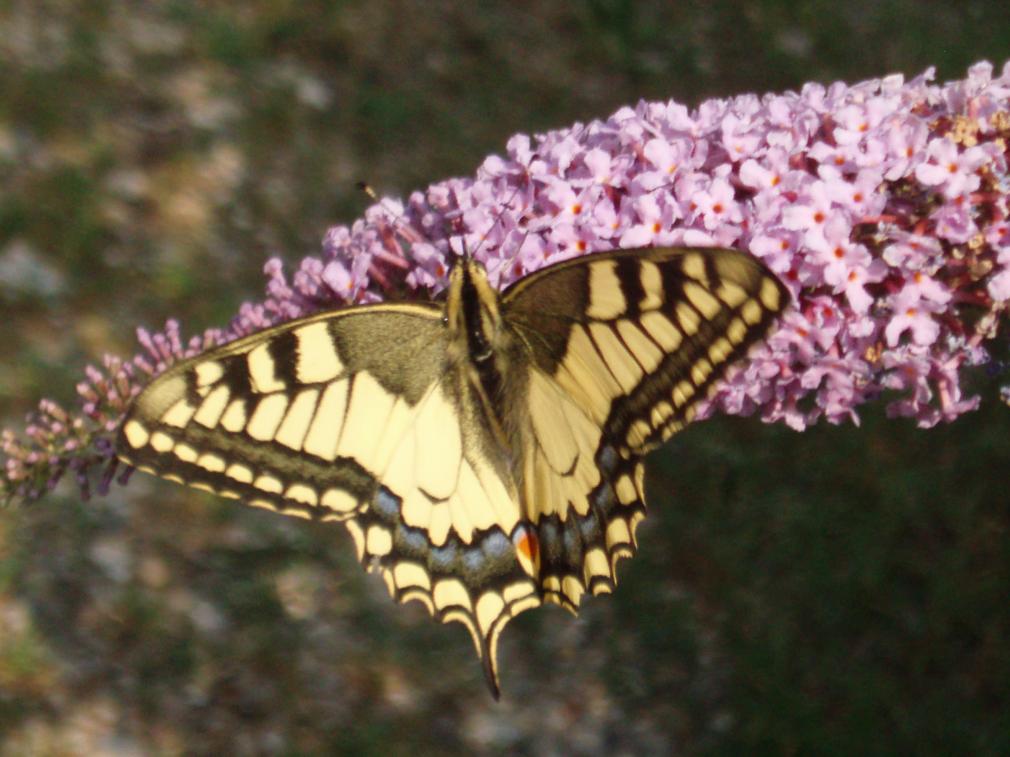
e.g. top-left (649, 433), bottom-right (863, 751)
top-left (515, 528), bottom-right (539, 563)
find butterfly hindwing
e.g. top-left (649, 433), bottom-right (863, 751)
top-left (503, 247), bottom-right (788, 610)
top-left (517, 365), bottom-right (646, 611)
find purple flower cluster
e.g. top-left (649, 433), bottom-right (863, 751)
top-left (4, 61), bottom-right (1009, 505)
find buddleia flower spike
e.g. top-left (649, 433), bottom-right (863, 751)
top-left (5, 61), bottom-right (1010, 696)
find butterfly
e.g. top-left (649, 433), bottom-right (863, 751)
top-left (116, 245), bottom-right (788, 697)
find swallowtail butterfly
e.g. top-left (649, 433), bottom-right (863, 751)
top-left (117, 245), bottom-right (787, 696)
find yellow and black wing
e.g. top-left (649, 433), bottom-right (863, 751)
top-left (116, 302), bottom-right (541, 696)
top-left (502, 246), bottom-right (788, 612)
top-left (117, 245), bottom-right (788, 698)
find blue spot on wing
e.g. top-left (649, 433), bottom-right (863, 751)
top-left (374, 485), bottom-right (401, 521)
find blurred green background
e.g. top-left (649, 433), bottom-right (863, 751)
top-left (2, 2), bottom-right (1009, 754)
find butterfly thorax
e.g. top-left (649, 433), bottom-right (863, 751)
top-left (444, 259), bottom-right (525, 462)
top-left (445, 259), bottom-right (502, 362)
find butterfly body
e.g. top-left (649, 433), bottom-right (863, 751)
top-left (117, 246), bottom-right (787, 696)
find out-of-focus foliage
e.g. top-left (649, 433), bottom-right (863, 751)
top-left (1, 2), bottom-right (1008, 753)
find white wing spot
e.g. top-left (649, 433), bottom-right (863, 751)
top-left (676, 302), bottom-right (701, 336)
top-left (626, 419), bottom-right (651, 448)
top-left (193, 385), bottom-right (230, 429)
top-left (249, 498), bottom-right (278, 513)
top-left (672, 380), bottom-right (694, 408)
top-left (726, 317), bottom-right (748, 344)
top-left (285, 483), bottom-right (318, 507)
top-left (226, 463), bottom-right (253, 484)
top-left (161, 399), bottom-right (196, 428)
top-left (248, 342), bottom-right (286, 393)
top-left (562, 575), bottom-right (584, 607)
top-left (650, 401), bottom-right (673, 427)
top-left (690, 357), bottom-right (714, 387)
top-left (254, 474), bottom-right (283, 494)
top-left (683, 281), bottom-right (722, 319)
top-left (680, 253), bottom-right (706, 282)
top-left (220, 399), bottom-right (248, 433)
top-left (640, 311), bottom-right (682, 352)
top-left (122, 420), bottom-right (149, 449)
top-left (584, 547), bottom-right (610, 581)
top-left (760, 278), bottom-right (782, 310)
top-left (394, 562), bottom-right (431, 590)
top-left (708, 336), bottom-right (734, 365)
top-left (194, 360), bottom-right (224, 387)
top-left (174, 443), bottom-right (197, 463)
top-left (321, 487), bottom-right (357, 513)
top-left (476, 592), bottom-right (505, 634)
top-left (196, 453), bottom-right (226, 473)
top-left (638, 261), bottom-right (663, 310)
top-left (503, 582), bottom-right (535, 604)
top-left (150, 431), bottom-right (174, 453)
top-left (586, 260), bottom-right (626, 320)
top-left (615, 474), bottom-right (637, 504)
top-left (294, 321), bottom-right (343, 383)
top-left (433, 578), bottom-right (472, 612)
top-left (275, 388), bottom-right (320, 450)
top-left (246, 394), bottom-right (288, 441)
top-left (303, 380), bottom-right (349, 461)
top-left (741, 299), bottom-right (763, 326)
top-left (366, 525), bottom-right (393, 556)
top-left (717, 280), bottom-right (749, 308)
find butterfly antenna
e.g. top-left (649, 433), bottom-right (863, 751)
top-left (360, 162), bottom-right (532, 285)
top-left (458, 170), bottom-right (534, 285)
top-left (353, 181), bottom-right (435, 297)
top-left (356, 181), bottom-right (426, 246)
top-left (493, 124), bottom-right (612, 283)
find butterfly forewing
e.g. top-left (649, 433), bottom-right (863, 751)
top-left (120, 304), bottom-right (445, 516)
top-left (504, 247), bottom-right (787, 453)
